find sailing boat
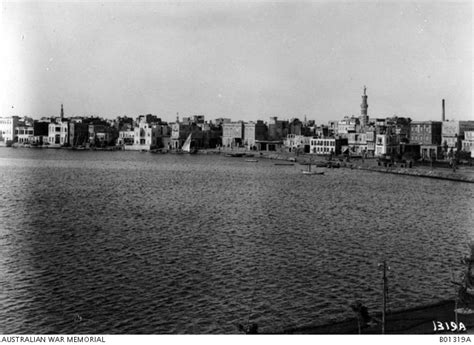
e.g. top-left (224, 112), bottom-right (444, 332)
top-left (181, 133), bottom-right (197, 154)
top-left (302, 157), bottom-right (324, 175)
top-left (453, 243), bottom-right (474, 315)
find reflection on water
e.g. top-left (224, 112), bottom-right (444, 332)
top-left (0, 149), bottom-right (472, 333)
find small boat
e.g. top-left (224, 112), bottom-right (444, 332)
top-left (302, 170), bottom-right (324, 175)
top-left (302, 161), bottom-right (324, 175)
top-left (182, 133), bottom-right (198, 154)
top-left (245, 159), bottom-right (258, 162)
top-left (225, 153), bottom-right (245, 157)
top-left (274, 163), bottom-right (294, 166)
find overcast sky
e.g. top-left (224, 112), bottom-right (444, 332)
top-left (1, 1), bottom-right (472, 123)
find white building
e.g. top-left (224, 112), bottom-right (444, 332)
top-left (0, 116), bottom-right (19, 145)
top-left (375, 134), bottom-right (398, 157)
top-left (310, 138), bottom-right (336, 155)
top-left (284, 134), bottom-right (311, 153)
top-left (462, 131), bottom-right (474, 158)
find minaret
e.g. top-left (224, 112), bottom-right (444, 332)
top-left (60, 104), bottom-right (64, 121)
top-left (360, 86), bottom-right (369, 128)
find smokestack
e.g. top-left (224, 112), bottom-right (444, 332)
top-left (442, 99), bottom-right (445, 122)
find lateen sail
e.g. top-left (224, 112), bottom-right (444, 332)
top-left (182, 133), bottom-right (192, 152)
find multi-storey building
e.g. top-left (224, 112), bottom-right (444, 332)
top-left (268, 117), bottom-right (289, 140)
top-left (375, 134), bottom-right (399, 156)
top-left (442, 120), bottom-right (474, 152)
top-left (462, 131), bottom-right (474, 158)
top-left (310, 138), bottom-right (347, 155)
top-left (284, 134), bottom-right (311, 153)
top-left (15, 125), bottom-right (34, 144)
top-left (222, 122), bottom-right (244, 147)
top-left (410, 121), bottom-right (442, 159)
top-left (244, 121), bottom-right (267, 149)
top-left (337, 116), bottom-right (358, 135)
top-left (0, 116), bottom-right (19, 145)
top-left (347, 132), bottom-right (368, 155)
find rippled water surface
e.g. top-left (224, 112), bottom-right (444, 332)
top-left (0, 149), bottom-right (473, 333)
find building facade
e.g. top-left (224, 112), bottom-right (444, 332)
top-left (222, 122), bottom-right (244, 147)
top-left (244, 121), bottom-right (267, 149)
top-left (0, 116), bottom-right (19, 145)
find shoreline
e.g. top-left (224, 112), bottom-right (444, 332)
top-left (4, 146), bottom-right (474, 183)
top-left (279, 300), bottom-right (474, 334)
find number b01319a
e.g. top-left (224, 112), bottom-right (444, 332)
top-left (434, 321), bottom-right (466, 332)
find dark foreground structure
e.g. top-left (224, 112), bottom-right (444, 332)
top-left (281, 301), bottom-right (474, 334)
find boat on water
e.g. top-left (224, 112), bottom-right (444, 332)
top-left (225, 153), bottom-right (245, 157)
top-left (302, 162), bottom-right (324, 175)
top-left (182, 133), bottom-right (198, 154)
top-left (245, 159), bottom-right (258, 163)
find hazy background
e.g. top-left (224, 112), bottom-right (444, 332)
top-left (1, 1), bottom-right (472, 123)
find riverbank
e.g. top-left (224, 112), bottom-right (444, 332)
top-left (216, 149), bottom-right (474, 184)
top-left (5, 145), bottom-right (474, 183)
top-left (280, 300), bottom-right (474, 334)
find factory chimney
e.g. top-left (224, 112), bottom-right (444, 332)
top-left (442, 99), bottom-right (445, 122)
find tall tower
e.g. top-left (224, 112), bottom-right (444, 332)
top-left (60, 104), bottom-right (64, 120)
top-left (360, 86), bottom-right (369, 128)
top-left (442, 99), bottom-right (445, 121)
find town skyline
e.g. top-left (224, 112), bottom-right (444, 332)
top-left (1, 1), bottom-right (472, 123)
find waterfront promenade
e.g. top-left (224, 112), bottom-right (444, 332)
top-left (208, 148), bottom-right (474, 184)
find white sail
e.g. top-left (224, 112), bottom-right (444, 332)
top-left (182, 133), bottom-right (192, 152)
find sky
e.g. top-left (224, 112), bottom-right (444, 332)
top-left (0, 1), bottom-right (472, 123)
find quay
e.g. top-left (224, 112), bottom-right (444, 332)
top-left (213, 148), bottom-right (474, 184)
top-left (5, 144), bottom-right (474, 183)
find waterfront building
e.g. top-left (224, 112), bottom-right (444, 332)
top-left (171, 122), bottom-right (192, 149)
top-left (222, 122), bottom-right (244, 148)
top-left (0, 116), bottom-right (19, 145)
top-left (244, 121), bottom-right (267, 149)
top-left (347, 132), bottom-right (368, 155)
top-left (268, 117), bottom-right (289, 141)
top-left (15, 125), bottom-right (34, 144)
top-left (69, 121), bottom-right (90, 147)
top-left (309, 137), bottom-right (347, 155)
top-left (365, 128), bottom-right (376, 157)
top-left (117, 129), bottom-right (135, 146)
top-left (133, 122), bottom-right (159, 148)
top-left (284, 134), bottom-right (311, 153)
top-left (288, 118), bottom-right (303, 136)
top-left (442, 120), bottom-right (474, 154)
top-left (375, 133), bottom-right (398, 157)
top-left (48, 122), bottom-right (62, 146)
top-left (32, 121), bottom-right (49, 145)
top-left (410, 121), bottom-right (442, 159)
top-left (60, 120), bottom-right (70, 146)
top-left (462, 131), bottom-right (474, 158)
top-left (89, 123), bottom-right (117, 147)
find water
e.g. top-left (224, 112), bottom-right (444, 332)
top-left (0, 149), bottom-right (472, 334)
